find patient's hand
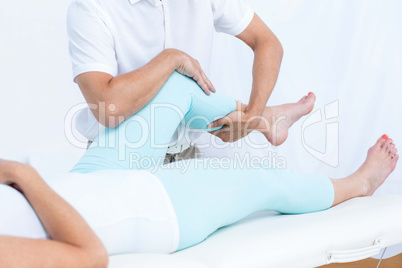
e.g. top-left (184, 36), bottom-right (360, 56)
top-left (0, 158), bottom-right (21, 182)
top-left (0, 159), bottom-right (36, 193)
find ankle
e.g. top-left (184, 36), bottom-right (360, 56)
top-left (347, 171), bottom-right (370, 197)
top-left (235, 101), bottom-right (247, 112)
top-left (255, 114), bottom-right (271, 133)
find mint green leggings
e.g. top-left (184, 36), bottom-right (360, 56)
top-left (71, 72), bottom-right (335, 251)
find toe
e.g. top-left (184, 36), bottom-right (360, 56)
top-left (299, 96), bottom-right (307, 102)
top-left (377, 135), bottom-right (388, 147)
top-left (388, 143), bottom-right (396, 153)
top-left (381, 138), bottom-right (393, 149)
top-left (394, 154), bottom-right (399, 161)
top-left (390, 148), bottom-right (398, 156)
top-left (307, 92), bottom-right (316, 101)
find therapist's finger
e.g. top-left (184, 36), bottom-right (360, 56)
top-left (201, 72), bottom-right (216, 93)
top-left (209, 125), bottom-right (227, 136)
top-left (208, 116), bottom-right (233, 128)
top-left (193, 73), bottom-right (211, 95)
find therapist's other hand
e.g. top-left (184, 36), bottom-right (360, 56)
top-left (208, 111), bottom-right (261, 143)
top-left (174, 50), bottom-right (216, 95)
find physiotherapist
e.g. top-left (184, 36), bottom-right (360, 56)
top-left (66, 0), bottom-right (283, 162)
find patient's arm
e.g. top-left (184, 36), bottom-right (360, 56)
top-left (0, 159), bottom-right (108, 268)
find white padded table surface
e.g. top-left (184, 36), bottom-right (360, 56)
top-left (109, 195), bottom-right (402, 268)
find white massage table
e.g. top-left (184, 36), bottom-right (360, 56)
top-left (27, 148), bottom-right (402, 268)
top-left (107, 196), bottom-right (402, 268)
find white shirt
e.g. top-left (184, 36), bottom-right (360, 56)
top-left (67, 0), bottom-right (254, 153)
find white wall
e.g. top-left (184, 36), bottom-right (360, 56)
top-left (207, 0), bottom-right (402, 186)
top-left (0, 0), bottom-right (85, 161)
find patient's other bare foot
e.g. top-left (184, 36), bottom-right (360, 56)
top-left (354, 135), bottom-right (399, 196)
top-left (259, 93), bottom-right (316, 146)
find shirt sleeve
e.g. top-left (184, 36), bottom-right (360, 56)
top-left (66, 0), bottom-right (117, 83)
top-left (210, 0), bottom-right (254, 36)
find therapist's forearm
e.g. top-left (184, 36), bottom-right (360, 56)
top-left (104, 49), bottom-right (181, 126)
top-left (245, 38), bottom-right (283, 119)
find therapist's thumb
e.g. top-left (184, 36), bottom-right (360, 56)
top-left (208, 116), bottom-right (231, 128)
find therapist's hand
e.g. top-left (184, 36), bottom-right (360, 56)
top-left (174, 50), bottom-right (216, 95)
top-left (208, 111), bottom-right (261, 143)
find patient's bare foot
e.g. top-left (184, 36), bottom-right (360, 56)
top-left (353, 135), bottom-right (399, 196)
top-left (258, 93), bottom-right (316, 146)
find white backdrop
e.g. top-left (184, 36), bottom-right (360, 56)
top-left (1, 0), bottom-right (402, 258)
top-left (205, 0), bottom-right (402, 188)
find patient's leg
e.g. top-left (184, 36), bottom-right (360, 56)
top-left (155, 136), bottom-right (398, 251)
top-left (71, 71), bottom-right (319, 172)
top-left (71, 72), bottom-right (237, 173)
top-left (156, 159), bottom-right (335, 250)
top-left (330, 135), bottom-right (399, 206)
top-left (232, 92), bottom-right (316, 146)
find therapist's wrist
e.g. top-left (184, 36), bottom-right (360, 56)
top-left (244, 106), bottom-right (264, 129)
top-left (162, 49), bottom-right (184, 70)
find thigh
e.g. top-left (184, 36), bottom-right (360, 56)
top-left (155, 160), bottom-right (334, 250)
top-left (154, 160), bottom-right (272, 250)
